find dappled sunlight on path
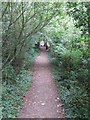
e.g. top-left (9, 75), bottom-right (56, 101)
top-left (19, 47), bottom-right (66, 118)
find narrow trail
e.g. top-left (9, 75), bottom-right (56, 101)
top-left (19, 47), bottom-right (65, 118)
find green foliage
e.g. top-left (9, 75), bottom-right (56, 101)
top-left (60, 82), bottom-right (89, 118)
top-left (66, 2), bottom-right (90, 34)
top-left (51, 59), bottom-right (89, 118)
top-left (2, 68), bottom-right (32, 118)
top-left (2, 64), bottom-right (16, 83)
top-left (2, 2), bottom-right (90, 119)
top-left (47, 4), bottom-right (89, 118)
top-left (2, 2), bottom-right (62, 73)
top-left (2, 43), bottom-right (39, 118)
top-left (50, 36), bottom-right (89, 118)
top-left (23, 47), bottom-right (40, 70)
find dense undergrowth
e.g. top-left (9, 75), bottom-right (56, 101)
top-left (51, 57), bottom-right (89, 118)
top-left (2, 48), bottom-right (40, 118)
top-left (45, 4), bottom-right (90, 118)
top-left (49, 35), bottom-right (90, 118)
top-left (47, 8), bottom-right (90, 119)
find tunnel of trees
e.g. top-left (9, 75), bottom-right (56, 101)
top-left (1, 2), bottom-right (90, 118)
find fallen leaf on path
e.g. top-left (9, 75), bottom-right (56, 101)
top-left (41, 103), bottom-right (45, 106)
top-left (57, 104), bottom-right (63, 107)
top-left (57, 97), bottom-right (60, 100)
top-left (57, 104), bottom-right (60, 107)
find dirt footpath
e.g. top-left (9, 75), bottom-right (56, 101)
top-left (19, 47), bottom-right (66, 118)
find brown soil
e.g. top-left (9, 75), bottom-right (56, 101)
top-left (18, 47), bottom-right (66, 118)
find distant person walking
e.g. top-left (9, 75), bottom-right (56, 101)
top-left (44, 41), bottom-right (50, 51)
top-left (40, 40), bottom-right (44, 46)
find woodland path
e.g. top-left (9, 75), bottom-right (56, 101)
top-left (19, 47), bottom-right (65, 118)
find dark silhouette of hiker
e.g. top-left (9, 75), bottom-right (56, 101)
top-left (44, 42), bottom-right (47, 50)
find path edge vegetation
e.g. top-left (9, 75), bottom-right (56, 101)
top-left (2, 2), bottom-right (90, 119)
top-left (2, 48), bottom-right (40, 118)
top-left (49, 49), bottom-right (89, 119)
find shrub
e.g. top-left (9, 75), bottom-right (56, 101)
top-left (2, 69), bottom-right (32, 118)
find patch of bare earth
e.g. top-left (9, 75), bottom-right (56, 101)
top-left (19, 47), bottom-right (66, 118)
